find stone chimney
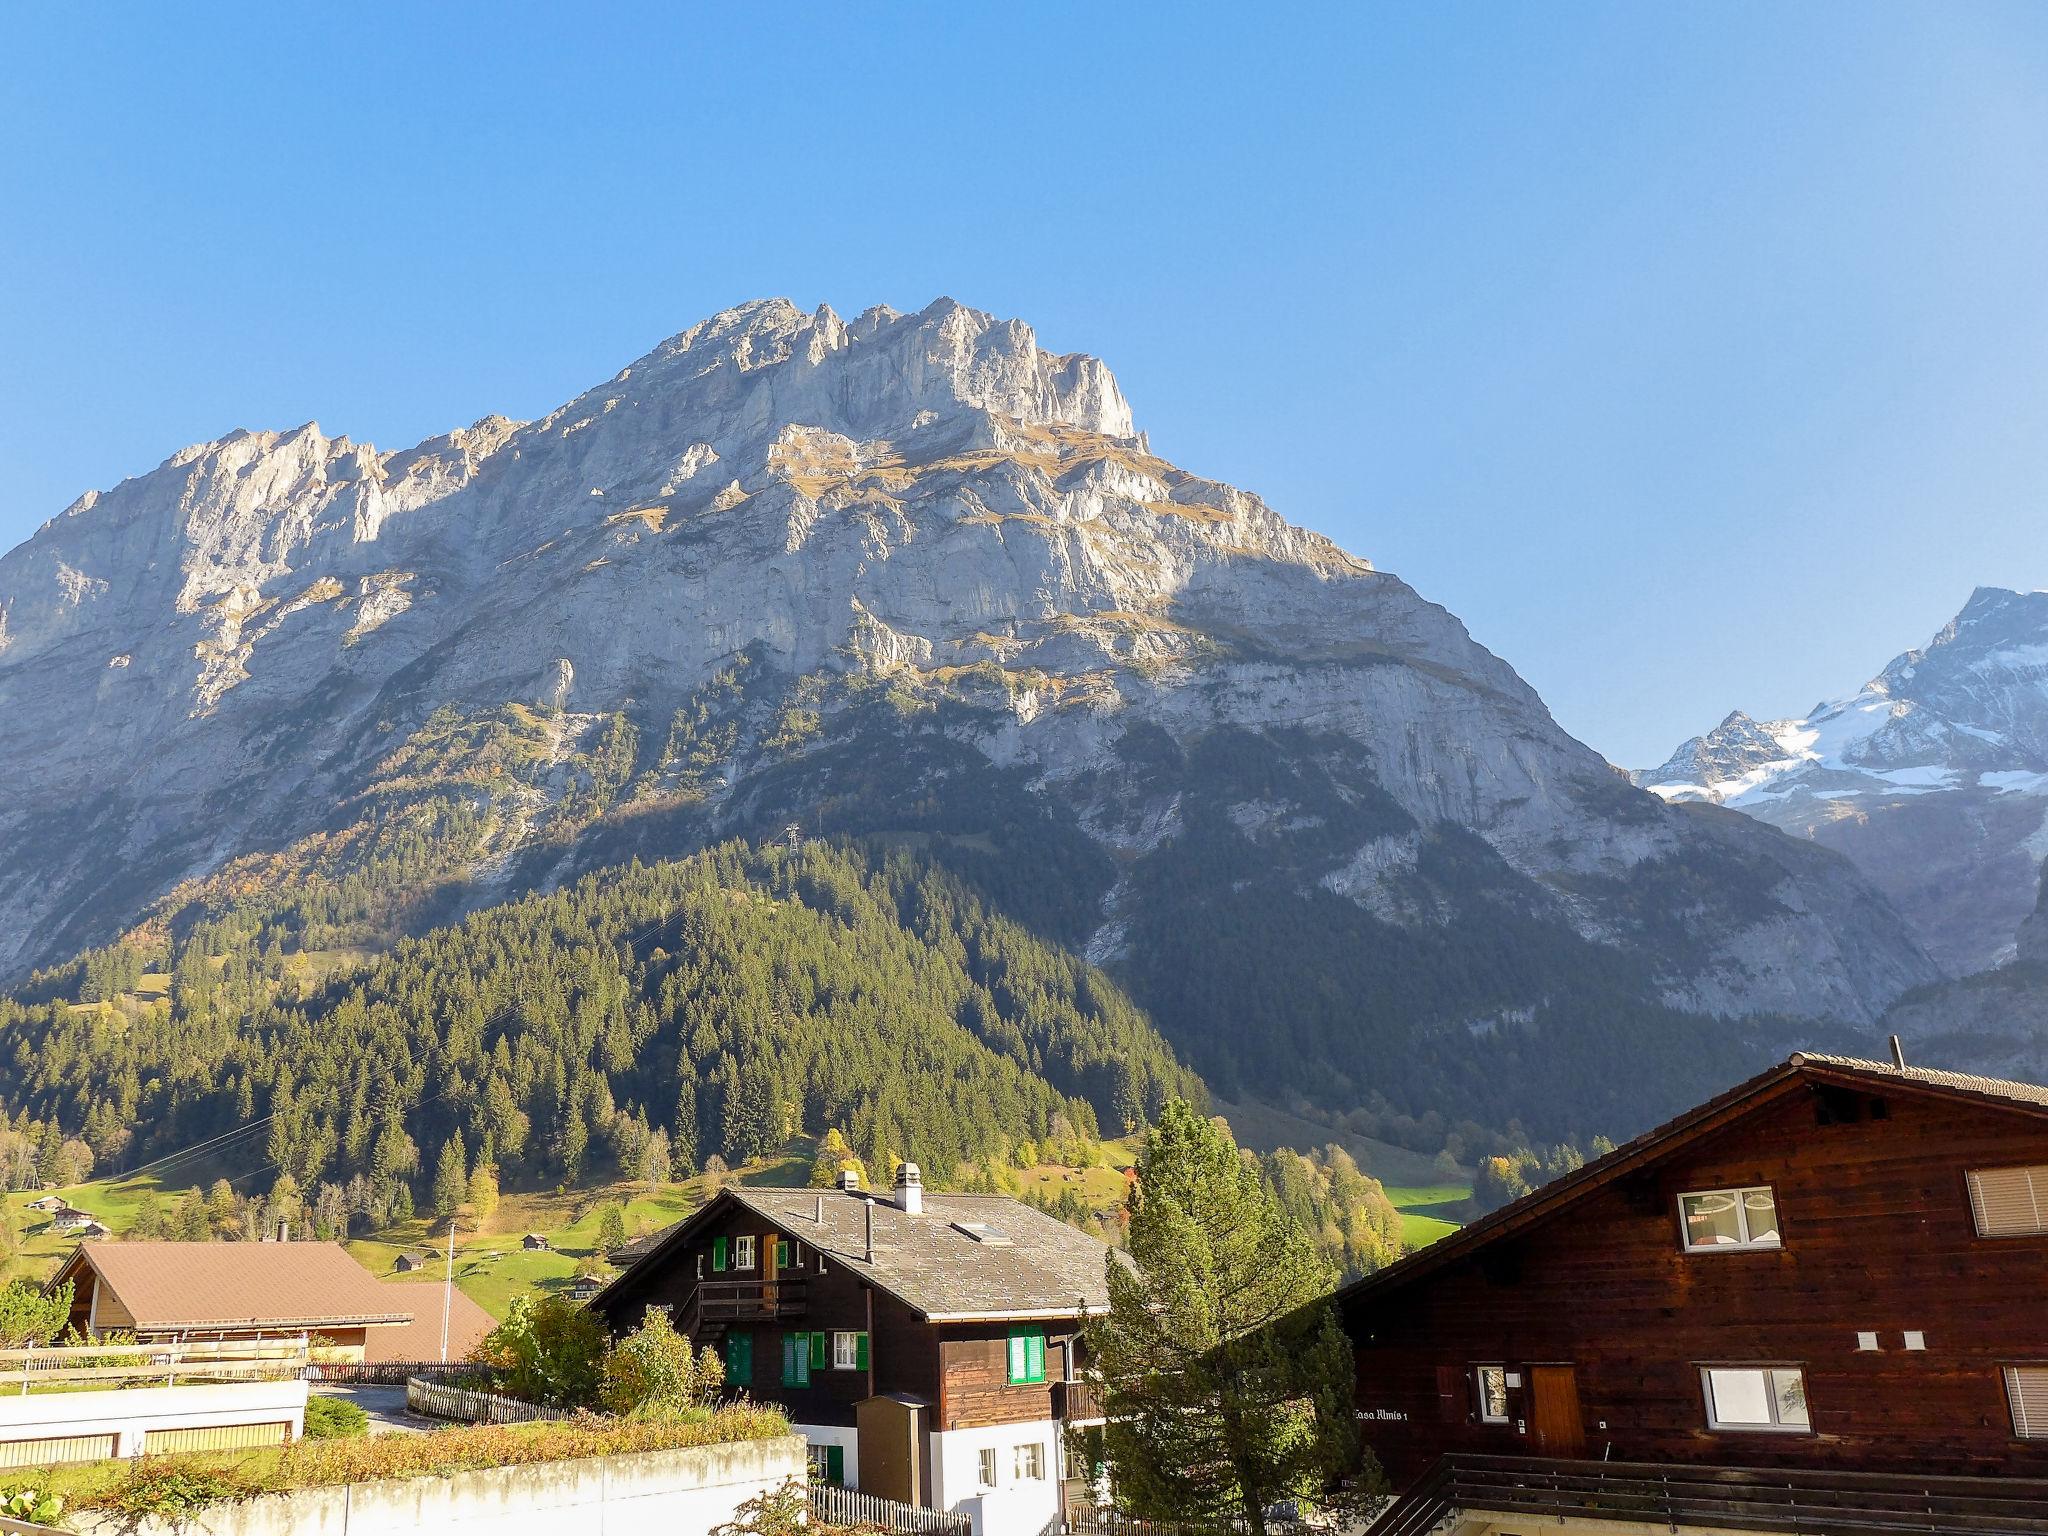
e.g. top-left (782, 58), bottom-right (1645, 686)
top-left (893, 1161), bottom-right (923, 1216)
top-left (837, 1167), bottom-right (862, 1192)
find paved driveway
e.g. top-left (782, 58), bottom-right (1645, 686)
top-left (311, 1382), bottom-right (433, 1435)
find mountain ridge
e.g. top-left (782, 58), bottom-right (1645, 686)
top-left (1636, 586), bottom-right (2048, 973)
top-left (0, 297), bottom-right (1937, 1138)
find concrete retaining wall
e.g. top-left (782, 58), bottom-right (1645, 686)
top-left (68, 1434), bottom-right (808, 1536)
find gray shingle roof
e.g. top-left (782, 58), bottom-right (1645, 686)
top-left (723, 1187), bottom-right (1114, 1321)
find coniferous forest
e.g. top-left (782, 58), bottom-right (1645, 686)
top-left (0, 841), bottom-right (1199, 1216)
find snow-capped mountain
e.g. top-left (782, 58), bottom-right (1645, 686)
top-left (0, 298), bottom-right (1936, 1134)
top-left (1638, 587), bottom-right (2048, 973)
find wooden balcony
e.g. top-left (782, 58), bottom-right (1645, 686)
top-left (1366, 1453), bottom-right (2048, 1536)
top-left (1053, 1377), bottom-right (1104, 1423)
top-left (690, 1278), bottom-right (808, 1324)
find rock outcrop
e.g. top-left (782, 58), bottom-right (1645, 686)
top-left (0, 298), bottom-right (1937, 1130)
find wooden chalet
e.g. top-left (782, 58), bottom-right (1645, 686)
top-left (590, 1163), bottom-right (1108, 1536)
top-left (48, 1242), bottom-right (495, 1365)
top-left (1347, 1052), bottom-right (2048, 1535)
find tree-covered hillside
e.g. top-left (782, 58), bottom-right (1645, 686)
top-left (0, 841), bottom-right (1199, 1222)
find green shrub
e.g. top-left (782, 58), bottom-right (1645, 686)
top-left (2, 1485), bottom-right (63, 1526)
top-left (303, 1395), bottom-right (370, 1439)
top-left (600, 1310), bottom-right (725, 1416)
top-left (476, 1293), bottom-right (609, 1407)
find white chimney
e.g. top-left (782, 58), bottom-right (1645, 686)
top-left (894, 1162), bottom-right (923, 1216)
top-left (838, 1167), bottom-right (862, 1192)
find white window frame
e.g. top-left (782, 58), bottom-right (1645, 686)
top-left (1678, 1185), bottom-right (1783, 1252)
top-left (1014, 1441), bottom-right (1046, 1481)
top-left (976, 1446), bottom-right (999, 1488)
top-left (695, 1254), bottom-right (704, 1279)
top-left (1475, 1364), bottom-right (1510, 1424)
top-left (1967, 1166), bottom-right (2048, 1237)
top-left (734, 1235), bottom-right (757, 1270)
top-left (2006, 1365), bottom-right (2048, 1438)
top-left (832, 1331), bottom-right (861, 1370)
top-left (1700, 1365), bottom-right (1811, 1433)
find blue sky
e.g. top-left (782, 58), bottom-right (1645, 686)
top-left (6, 4), bottom-right (2048, 765)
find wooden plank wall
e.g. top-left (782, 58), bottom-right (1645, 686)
top-left (1345, 1083), bottom-right (2048, 1484)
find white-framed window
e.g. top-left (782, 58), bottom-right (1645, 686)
top-left (976, 1446), bottom-right (999, 1489)
top-left (1679, 1186), bottom-right (1782, 1251)
top-left (1475, 1365), bottom-right (1510, 1423)
top-left (2006, 1366), bottom-right (2048, 1438)
top-left (833, 1331), bottom-right (862, 1370)
top-left (734, 1235), bottom-right (757, 1269)
top-left (1014, 1442), bottom-right (1046, 1481)
top-left (1701, 1366), bottom-right (1810, 1432)
top-left (1968, 1167), bottom-right (2048, 1237)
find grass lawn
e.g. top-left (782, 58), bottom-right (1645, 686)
top-left (1384, 1183), bottom-right (1472, 1248)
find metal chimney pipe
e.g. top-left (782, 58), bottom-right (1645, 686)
top-left (1889, 1034), bottom-right (1908, 1070)
top-left (864, 1199), bottom-right (874, 1264)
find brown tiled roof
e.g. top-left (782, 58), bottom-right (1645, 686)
top-left (52, 1242), bottom-right (412, 1332)
top-left (1790, 1052), bottom-right (2048, 1111)
top-left (1338, 1052), bottom-right (2048, 1308)
top-left (595, 1187), bottom-right (1116, 1322)
top-left (361, 1283), bottom-right (497, 1363)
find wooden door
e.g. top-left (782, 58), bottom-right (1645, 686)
top-left (762, 1230), bottom-right (779, 1307)
top-left (1527, 1365), bottom-right (1585, 1456)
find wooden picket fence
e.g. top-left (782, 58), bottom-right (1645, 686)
top-left (404, 1375), bottom-right (571, 1424)
top-left (809, 1480), bottom-right (971, 1535)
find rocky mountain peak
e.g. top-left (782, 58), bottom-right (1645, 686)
top-left (1638, 586), bottom-right (2048, 974)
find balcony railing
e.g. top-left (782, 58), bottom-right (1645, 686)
top-left (690, 1278), bottom-right (808, 1323)
top-left (1054, 1378), bottom-right (1105, 1422)
top-left (1366, 1453), bottom-right (2048, 1536)
top-left (2, 1337), bottom-right (310, 1394)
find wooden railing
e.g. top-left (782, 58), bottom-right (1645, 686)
top-left (2, 1337), bottom-right (309, 1394)
top-left (693, 1278), bottom-right (808, 1323)
top-left (809, 1480), bottom-right (970, 1534)
top-left (1054, 1378), bottom-right (1105, 1422)
top-left (1366, 1453), bottom-right (2048, 1535)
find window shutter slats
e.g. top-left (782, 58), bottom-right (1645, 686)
top-left (856, 1331), bottom-right (870, 1370)
top-left (1968, 1167), bottom-right (2048, 1236)
top-left (2008, 1367), bottom-right (2048, 1439)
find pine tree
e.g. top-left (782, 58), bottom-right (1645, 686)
top-left (595, 1200), bottom-right (627, 1255)
top-left (1086, 1101), bottom-right (1371, 1531)
top-left (467, 1163), bottom-right (501, 1222)
top-left (431, 1136), bottom-right (467, 1219)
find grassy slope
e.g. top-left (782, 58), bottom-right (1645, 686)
top-left (6, 1127), bottom-right (1461, 1309)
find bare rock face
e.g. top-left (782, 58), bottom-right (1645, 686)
top-left (1638, 588), bottom-right (2048, 975)
top-left (0, 297), bottom-right (1935, 1126)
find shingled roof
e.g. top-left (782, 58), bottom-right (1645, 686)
top-left (50, 1242), bottom-right (413, 1332)
top-left (1338, 1051), bottom-right (2048, 1309)
top-left (594, 1186), bottom-right (1115, 1322)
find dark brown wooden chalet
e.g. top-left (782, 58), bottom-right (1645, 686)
top-left (590, 1163), bottom-right (1108, 1536)
top-left (1346, 1053), bottom-right (2048, 1535)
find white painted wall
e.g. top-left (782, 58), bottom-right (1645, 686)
top-left (930, 1418), bottom-right (1061, 1536)
top-left (0, 1379), bottom-right (307, 1459)
top-left (791, 1420), bottom-right (859, 1488)
top-left (68, 1436), bottom-right (808, 1536)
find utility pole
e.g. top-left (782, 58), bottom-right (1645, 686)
top-left (441, 1216), bottom-right (457, 1362)
top-left (784, 822), bottom-right (801, 852)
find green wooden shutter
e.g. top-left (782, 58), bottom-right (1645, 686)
top-left (825, 1444), bottom-right (845, 1485)
top-left (712, 1236), bottom-right (728, 1272)
top-left (1028, 1331), bottom-right (1045, 1382)
top-left (725, 1329), bottom-right (750, 1383)
top-left (809, 1331), bottom-right (827, 1371)
top-left (855, 1331), bottom-right (869, 1370)
top-left (782, 1333), bottom-right (810, 1386)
